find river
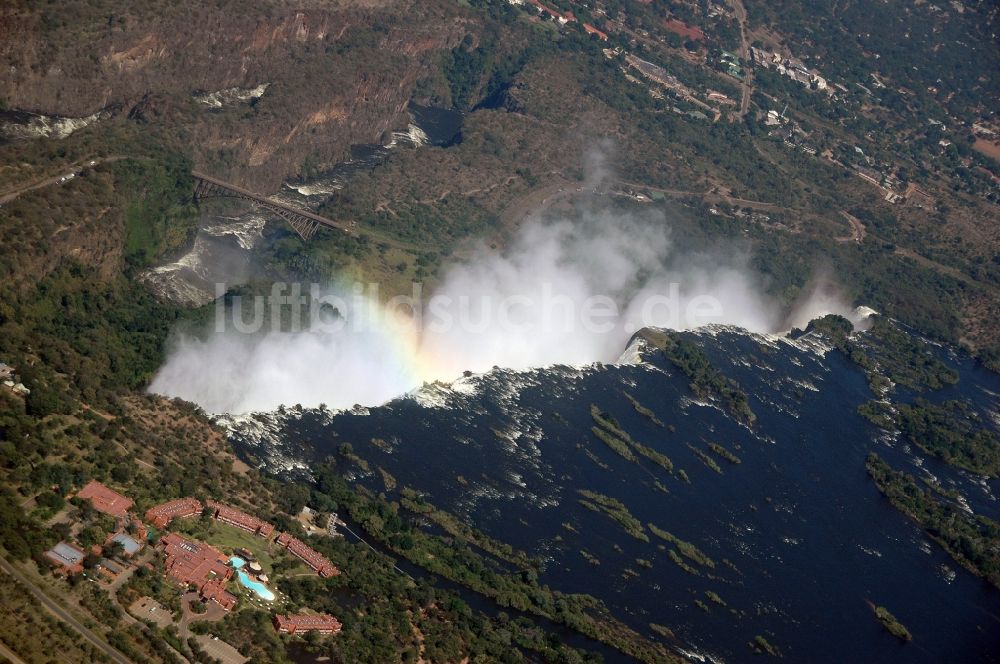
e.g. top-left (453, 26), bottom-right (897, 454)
top-left (226, 325), bottom-right (1000, 663)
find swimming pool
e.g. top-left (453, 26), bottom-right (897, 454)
top-left (230, 556), bottom-right (275, 601)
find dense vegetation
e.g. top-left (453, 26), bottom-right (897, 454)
top-left (896, 400), bottom-right (1000, 477)
top-left (745, 0), bottom-right (997, 122)
top-left (637, 329), bottom-right (755, 425)
top-left (590, 405), bottom-right (675, 474)
top-left (866, 454), bottom-right (1000, 589)
top-left (873, 605), bottom-right (912, 642)
top-left (399, 487), bottom-right (538, 569)
top-left (577, 489), bottom-right (649, 542)
top-left (0, 572), bottom-right (117, 663)
top-left (648, 524), bottom-right (715, 570)
top-left (119, 155), bottom-right (199, 268)
top-left (804, 314), bottom-right (959, 393)
top-left (805, 316), bottom-right (998, 478)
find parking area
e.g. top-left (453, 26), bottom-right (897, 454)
top-left (193, 634), bottom-right (248, 664)
top-left (128, 597), bottom-right (172, 629)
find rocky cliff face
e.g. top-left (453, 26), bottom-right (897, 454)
top-left (0, 0), bottom-right (472, 189)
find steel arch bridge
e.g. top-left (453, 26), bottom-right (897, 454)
top-left (192, 171), bottom-right (356, 241)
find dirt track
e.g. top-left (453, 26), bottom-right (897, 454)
top-left (0, 155), bottom-right (126, 205)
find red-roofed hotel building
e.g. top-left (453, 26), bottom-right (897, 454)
top-left (275, 532), bottom-right (340, 578)
top-left (76, 480), bottom-right (133, 518)
top-left (159, 533), bottom-right (238, 611)
top-left (273, 614), bottom-right (342, 635)
top-left (205, 500), bottom-right (275, 538)
top-left (145, 498), bottom-right (203, 529)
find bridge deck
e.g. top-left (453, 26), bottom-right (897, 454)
top-left (191, 171), bottom-right (355, 235)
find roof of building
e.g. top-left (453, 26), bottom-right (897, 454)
top-left (206, 500), bottom-right (275, 537)
top-left (160, 532), bottom-right (232, 588)
top-left (145, 498), bottom-right (203, 527)
top-left (274, 613), bottom-right (342, 632)
top-left (99, 558), bottom-right (124, 574)
top-left (110, 532), bottom-right (143, 555)
top-left (77, 480), bottom-right (133, 518)
top-left (527, 0), bottom-right (575, 21)
top-left (45, 541), bottom-right (86, 567)
top-left (275, 532), bottom-right (340, 577)
top-left (201, 579), bottom-right (238, 610)
top-left (662, 18), bottom-right (705, 41)
top-left (583, 23), bottom-right (609, 40)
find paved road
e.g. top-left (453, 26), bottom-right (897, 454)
top-left (0, 555), bottom-right (134, 664)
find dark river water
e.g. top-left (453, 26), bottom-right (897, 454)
top-left (227, 325), bottom-right (1000, 663)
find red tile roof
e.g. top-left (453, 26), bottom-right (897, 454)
top-left (583, 23), bottom-right (609, 40)
top-left (275, 532), bottom-right (340, 578)
top-left (76, 480), bottom-right (133, 518)
top-left (662, 18), bottom-right (705, 41)
top-left (273, 613), bottom-right (342, 634)
top-left (160, 532), bottom-right (232, 590)
top-left (205, 500), bottom-right (275, 538)
top-left (145, 498), bottom-right (203, 529)
top-left (201, 579), bottom-right (238, 611)
top-left (527, 0), bottom-right (575, 22)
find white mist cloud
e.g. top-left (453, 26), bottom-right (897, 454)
top-left (149, 209), bottom-right (855, 414)
top-left (147, 311), bottom-right (417, 414)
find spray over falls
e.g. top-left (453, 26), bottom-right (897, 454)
top-left (149, 211), bottom-right (861, 414)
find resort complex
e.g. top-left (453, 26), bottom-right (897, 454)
top-left (41, 480), bottom-right (343, 640)
top-left (160, 532), bottom-right (237, 611)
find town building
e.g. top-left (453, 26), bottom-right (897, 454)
top-left (275, 532), bottom-right (340, 578)
top-left (707, 90), bottom-right (735, 105)
top-left (44, 541), bottom-right (87, 575)
top-left (525, 0), bottom-right (575, 24)
top-left (131, 519), bottom-right (148, 542)
top-left (145, 497), bottom-right (203, 529)
top-left (76, 480), bottom-right (133, 518)
top-left (662, 18), bottom-right (704, 41)
top-left (273, 613), bottom-right (342, 635)
top-left (583, 23), bottom-right (608, 41)
top-left (205, 500), bottom-right (275, 538)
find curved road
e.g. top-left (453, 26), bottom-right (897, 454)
top-left (0, 554), bottom-right (134, 664)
